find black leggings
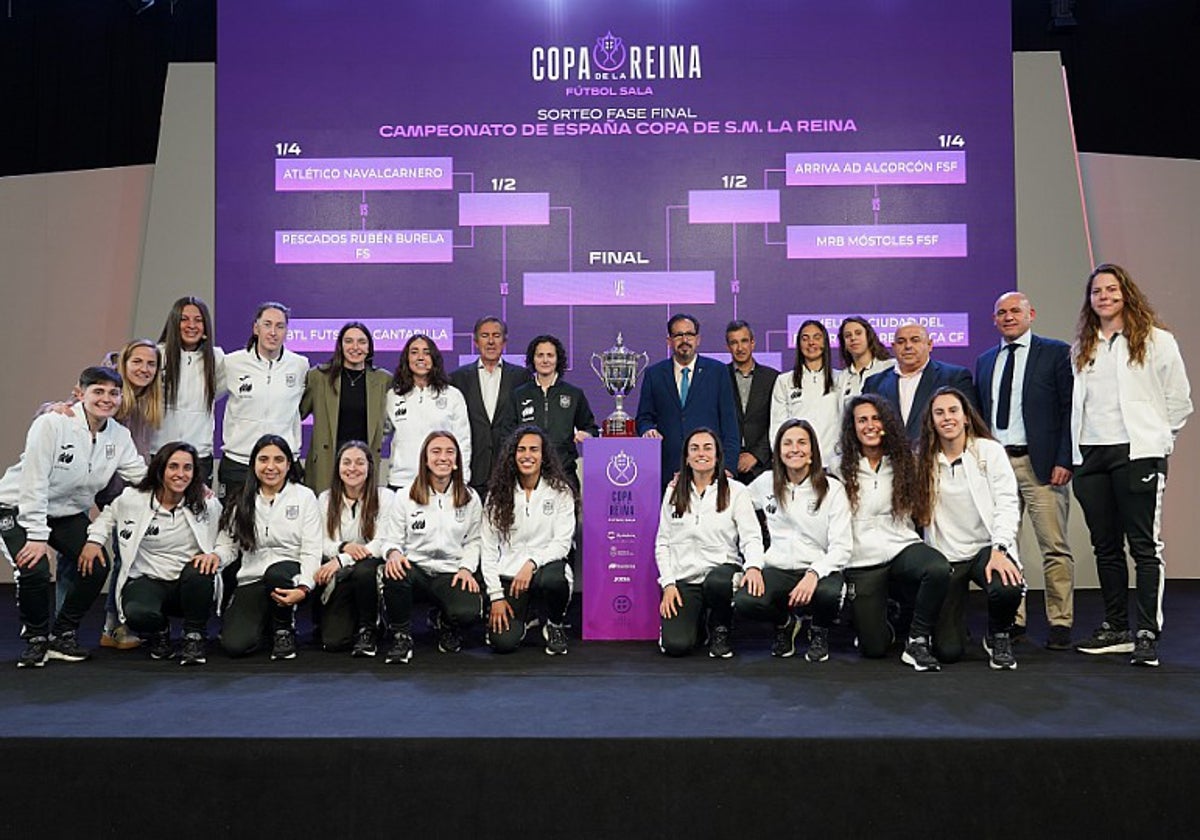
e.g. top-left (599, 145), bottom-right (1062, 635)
top-left (1, 508), bottom-right (103, 638)
top-left (122, 563), bottom-right (216, 636)
top-left (659, 563), bottom-right (739, 657)
top-left (318, 557), bottom-right (383, 650)
top-left (488, 560), bottom-right (572, 654)
top-left (932, 546), bottom-right (1024, 663)
top-left (382, 563), bottom-right (482, 633)
top-left (845, 543), bottom-right (950, 658)
top-left (733, 567), bottom-right (844, 628)
top-left (219, 561), bottom-right (301, 656)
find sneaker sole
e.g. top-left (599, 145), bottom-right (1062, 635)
top-left (271, 652), bottom-right (297, 660)
top-left (351, 649), bottom-right (378, 658)
top-left (988, 659), bottom-right (1017, 670)
top-left (1131, 657), bottom-right (1160, 667)
top-left (385, 652), bottom-right (413, 664)
top-left (900, 651), bottom-right (939, 672)
top-left (179, 658), bottom-right (206, 666)
top-left (544, 646), bottom-right (568, 656)
top-left (708, 650), bottom-right (734, 659)
top-left (805, 651), bottom-right (829, 663)
top-left (46, 650), bottom-right (89, 663)
top-left (17, 658), bottom-right (46, 668)
top-left (1076, 643), bottom-right (1135, 655)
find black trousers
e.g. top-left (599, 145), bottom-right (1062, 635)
top-left (932, 546), bottom-right (1024, 663)
top-left (381, 563), bottom-right (483, 633)
top-left (317, 557), bottom-right (384, 650)
top-left (732, 567), bottom-right (844, 628)
top-left (216, 457), bottom-right (251, 504)
top-left (845, 543), bottom-right (951, 658)
top-left (488, 559), bottom-right (571, 654)
top-left (1, 507), bottom-right (104, 638)
top-left (219, 561), bottom-right (301, 656)
top-left (121, 564), bottom-right (216, 636)
top-left (1073, 444), bottom-right (1167, 634)
top-left (659, 562), bottom-right (740, 657)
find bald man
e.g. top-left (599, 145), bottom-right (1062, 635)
top-left (975, 292), bottom-right (1075, 649)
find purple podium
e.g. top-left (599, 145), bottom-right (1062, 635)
top-left (580, 437), bottom-right (662, 640)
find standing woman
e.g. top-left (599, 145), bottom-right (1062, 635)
top-left (219, 302), bottom-right (309, 502)
top-left (506, 334), bottom-right (599, 492)
top-left (915, 387), bottom-right (1025, 670)
top-left (215, 435), bottom-right (322, 660)
top-left (656, 427), bottom-right (763, 658)
top-left (301, 322), bottom-right (391, 494)
top-left (156, 296), bottom-right (226, 486)
top-left (386, 334), bottom-right (471, 490)
top-left (838, 394), bottom-right (950, 671)
top-left (770, 320), bottom-right (842, 459)
top-left (1070, 264), bottom-right (1192, 666)
top-left (80, 442), bottom-right (223, 665)
top-left (836, 316), bottom-right (895, 406)
top-left (379, 431), bottom-right (482, 663)
top-left (482, 425), bottom-right (576, 655)
top-left (313, 441), bottom-right (393, 656)
top-left (735, 419), bottom-right (851, 662)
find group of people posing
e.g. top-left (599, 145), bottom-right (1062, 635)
top-left (1, 263), bottom-right (1190, 671)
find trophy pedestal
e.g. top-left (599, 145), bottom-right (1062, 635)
top-left (601, 415), bottom-right (636, 437)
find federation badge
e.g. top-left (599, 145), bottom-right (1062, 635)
top-left (286, 505), bottom-right (299, 520)
top-left (542, 499), bottom-right (555, 515)
top-left (0, 514), bottom-right (16, 531)
top-left (105, 443), bottom-right (116, 459)
top-left (559, 395), bottom-right (572, 409)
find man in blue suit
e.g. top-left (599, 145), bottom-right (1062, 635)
top-left (864, 323), bottom-right (977, 443)
top-left (975, 292), bottom-right (1075, 650)
top-left (636, 313), bottom-right (740, 482)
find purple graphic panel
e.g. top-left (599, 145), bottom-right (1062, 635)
top-left (688, 190), bottom-right (780, 224)
top-left (275, 157), bottom-right (453, 191)
top-left (787, 313), bottom-right (970, 348)
top-left (275, 230), bottom-right (454, 264)
top-left (524, 271), bottom-right (715, 306)
top-left (287, 318), bottom-right (455, 352)
top-left (786, 151), bottom-right (966, 186)
top-left (786, 225), bottom-right (967, 259)
top-left (459, 192), bottom-right (551, 226)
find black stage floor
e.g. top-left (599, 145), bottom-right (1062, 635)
top-left (3, 583), bottom-right (1199, 836)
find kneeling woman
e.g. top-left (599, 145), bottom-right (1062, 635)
top-left (838, 395), bottom-right (950, 671)
top-left (379, 431), bottom-right (482, 663)
top-left (916, 388), bottom-right (1024, 669)
top-left (736, 419), bottom-right (851, 662)
top-left (656, 427), bottom-right (763, 658)
top-left (314, 441), bottom-right (393, 656)
top-left (482, 425), bottom-right (576, 655)
top-left (80, 442), bottom-right (222, 665)
top-left (214, 435), bottom-right (322, 660)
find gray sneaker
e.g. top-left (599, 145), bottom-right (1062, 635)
top-left (901, 636), bottom-right (940, 672)
top-left (179, 632), bottom-right (207, 666)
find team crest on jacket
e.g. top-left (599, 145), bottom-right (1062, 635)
top-left (286, 505), bottom-right (299, 520)
top-left (789, 389), bottom-right (802, 401)
top-left (764, 495), bottom-right (777, 515)
top-left (286, 373), bottom-right (297, 388)
top-left (105, 443), bottom-right (116, 459)
top-left (238, 376), bottom-right (253, 394)
top-left (395, 402), bottom-right (407, 418)
top-left (807, 500), bottom-right (819, 514)
top-left (58, 444), bottom-right (74, 464)
top-left (542, 499), bottom-right (555, 515)
top-left (0, 514), bottom-right (14, 531)
top-left (559, 395), bottom-right (572, 408)
top-left (520, 401), bottom-right (534, 420)
top-left (454, 507), bottom-right (467, 522)
top-left (436, 396), bottom-right (447, 409)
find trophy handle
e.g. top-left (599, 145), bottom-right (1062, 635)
top-left (589, 352), bottom-right (605, 381)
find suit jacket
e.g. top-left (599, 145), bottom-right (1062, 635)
top-left (300, 365), bottom-right (392, 494)
top-left (450, 360), bottom-right (531, 494)
top-left (635, 355), bottom-right (740, 479)
top-left (728, 362), bottom-right (779, 483)
top-left (975, 333), bottom-right (1073, 484)
top-left (864, 359), bottom-right (976, 443)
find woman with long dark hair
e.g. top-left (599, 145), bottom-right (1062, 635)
top-left (1070, 264), bottom-right (1192, 666)
top-left (79, 442), bottom-right (222, 665)
top-left (836, 316), bottom-right (894, 406)
top-left (655, 427), bottom-right (763, 658)
top-left (215, 434), bottom-right (322, 660)
top-left (386, 334), bottom-right (471, 490)
top-left (769, 319), bottom-right (842, 458)
top-left (156, 296), bottom-right (225, 485)
top-left (915, 387), bottom-right (1024, 669)
top-left (379, 431), bottom-right (482, 663)
top-left (482, 425), bottom-right (576, 655)
top-left (301, 322), bottom-right (391, 494)
top-left (313, 440), bottom-right (393, 656)
top-left (735, 418), bottom-right (851, 662)
top-left (837, 394), bottom-right (950, 671)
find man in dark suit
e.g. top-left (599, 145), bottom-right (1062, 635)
top-left (449, 316), bottom-right (531, 501)
top-left (975, 291), bottom-right (1075, 650)
top-left (864, 323), bottom-right (976, 443)
top-left (724, 319), bottom-right (778, 483)
top-left (636, 313), bottom-right (740, 481)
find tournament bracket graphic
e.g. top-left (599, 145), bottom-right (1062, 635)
top-left (216, 0), bottom-right (1015, 413)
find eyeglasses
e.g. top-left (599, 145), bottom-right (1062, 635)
top-left (669, 331), bottom-right (698, 340)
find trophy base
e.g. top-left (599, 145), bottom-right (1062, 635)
top-left (601, 417), bottom-right (637, 437)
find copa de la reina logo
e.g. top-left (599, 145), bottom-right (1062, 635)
top-left (531, 30), bottom-right (703, 82)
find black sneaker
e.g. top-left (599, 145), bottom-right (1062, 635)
top-left (985, 632), bottom-right (1017, 670)
top-left (385, 630), bottom-right (414, 664)
top-left (351, 626), bottom-right (377, 658)
top-left (17, 636), bottom-right (48, 668)
top-left (901, 636), bottom-right (940, 672)
top-left (1045, 626), bottom-right (1072, 651)
top-left (148, 630), bottom-right (175, 661)
top-left (1130, 630), bottom-right (1160, 667)
top-left (1075, 622), bottom-right (1134, 655)
top-left (806, 626), bottom-right (830, 663)
top-left (771, 615), bottom-right (801, 658)
top-left (708, 625), bottom-right (733, 659)
top-left (543, 622), bottom-right (568, 656)
top-left (270, 628), bottom-right (297, 660)
top-left (179, 632), bottom-right (207, 666)
top-left (47, 631), bottom-right (90, 662)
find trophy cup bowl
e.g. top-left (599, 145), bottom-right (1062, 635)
top-left (590, 333), bottom-right (650, 437)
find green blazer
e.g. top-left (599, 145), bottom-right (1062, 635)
top-left (300, 365), bottom-right (392, 494)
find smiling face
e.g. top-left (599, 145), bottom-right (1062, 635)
top-left (892, 324), bottom-right (931, 374)
top-left (532, 341), bottom-right (558, 379)
top-left (853, 403), bottom-right (885, 454)
top-left (514, 433), bottom-right (544, 482)
top-left (425, 435), bottom-right (458, 485)
top-left (993, 293), bottom-right (1034, 341)
top-left (686, 431), bottom-right (718, 479)
top-left (779, 424), bottom-right (812, 481)
top-left (475, 320), bottom-right (506, 366)
top-left (929, 393), bottom-right (967, 446)
top-left (123, 345), bottom-right (159, 391)
top-left (179, 304), bottom-right (206, 350)
top-left (338, 445), bottom-right (370, 495)
top-left (841, 320), bottom-right (870, 362)
top-left (254, 444), bottom-right (289, 493)
top-left (75, 381), bottom-right (123, 423)
top-left (407, 338), bottom-right (433, 382)
top-left (162, 449), bottom-right (196, 499)
top-left (799, 324), bottom-right (825, 366)
top-left (1089, 271), bottom-right (1125, 324)
top-left (340, 327), bottom-right (370, 370)
top-left (254, 307), bottom-right (288, 356)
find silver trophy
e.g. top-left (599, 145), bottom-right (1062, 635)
top-left (590, 333), bottom-right (650, 437)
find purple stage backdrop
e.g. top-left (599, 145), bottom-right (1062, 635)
top-left (216, 0), bottom-right (1014, 405)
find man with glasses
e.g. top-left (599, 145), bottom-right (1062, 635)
top-left (636, 314), bottom-right (740, 485)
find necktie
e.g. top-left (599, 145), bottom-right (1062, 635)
top-left (996, 343), bottom-right (1018, 430)
top-left (680, 366), bottom-right (691, 404)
